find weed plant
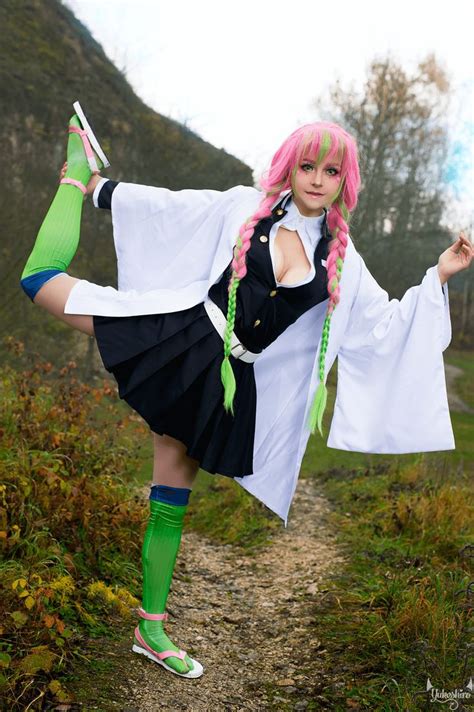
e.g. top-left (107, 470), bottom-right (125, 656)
top-left (1, 337), bottom-right (146, 709)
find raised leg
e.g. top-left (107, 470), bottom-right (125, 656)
top-left (33, 274), bottom-right (94, 337)
top-left (20, 114), bottom-right (102, 337)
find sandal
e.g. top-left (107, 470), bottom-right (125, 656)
top-left (72, 100), bottom-right (110, 171)
top-left (131, 607), bottom-right (204, 679)
top-left (60, 102), bottom-right (110, 195)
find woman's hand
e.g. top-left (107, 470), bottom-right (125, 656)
top-left (437, 231), bottom-right (473, 285)
top-left (59, 162), bottom-right (102, 198)
top-left (59, 161), bottom-right (67, 183)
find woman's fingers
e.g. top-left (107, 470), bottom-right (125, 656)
top-left (454, 232), bottom-right (473, 252)
top-left (459, 234), bottom-right (474, 264)
top-left (460, 234), bottom-right (473, 251)
top-left (59, 161), bottom-right (68, 182)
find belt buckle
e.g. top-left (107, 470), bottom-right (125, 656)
top-left (231, 342), bottom-right (247, 359)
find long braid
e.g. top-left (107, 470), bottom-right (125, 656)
top-left (220, 192), bottom-right (283, 414)
top-left (307, 195), bottom-right (351, 436)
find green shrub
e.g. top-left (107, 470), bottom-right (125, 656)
top-left (0, 338), bottom-right (147, 709)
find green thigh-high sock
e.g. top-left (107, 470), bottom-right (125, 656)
top-left (21, 115), bottom-right (92, 287)
top-left (138, 496), bottom-right (196, 675)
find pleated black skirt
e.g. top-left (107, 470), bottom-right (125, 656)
top-left (92, 302), bottom-right (257, 477)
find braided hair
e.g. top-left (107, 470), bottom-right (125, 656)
top-left (220, 122), bottom-right (361, 438)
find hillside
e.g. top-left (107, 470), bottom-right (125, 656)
top-left (0, 0), bottom-right (254, 365)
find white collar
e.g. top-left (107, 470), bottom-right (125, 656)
top-left (275, 194), bottom-right (326, 246)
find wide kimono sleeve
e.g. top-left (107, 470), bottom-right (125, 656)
top-left (64, 181), bottom-right (262, 316)
top-left (326, 251), bottom-right (455, 453)
top-left (109, 182), bottom-right (257, 293)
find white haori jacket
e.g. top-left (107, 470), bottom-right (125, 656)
top-left (64, 182), bottom-right (455, 527)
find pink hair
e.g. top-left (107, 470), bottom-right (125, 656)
top-left (220, 122), bottom-right (361, 437)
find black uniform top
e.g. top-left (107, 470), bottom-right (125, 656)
top-left (207, 195), bottom-right (331, 354)
top-left (97, 181), bottom-right (332, 355)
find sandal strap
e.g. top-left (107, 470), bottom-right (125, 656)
top-left (68, 125), bottom-right (100, 172)
top-left (136, 606), bottom-right (169, 621)
top-left (60, 177), bottom-right (87, 195)
top-left (134, 627), bottom-right (187, 661)
top-left (158, 649), bottom-right (187, 661)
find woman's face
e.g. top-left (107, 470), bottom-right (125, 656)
top-left (291, 150), bottom-right (344, 217)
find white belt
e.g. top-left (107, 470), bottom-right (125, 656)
top-left (203, 296), bottom-right (261, 363)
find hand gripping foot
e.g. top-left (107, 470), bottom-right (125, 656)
top-left (72, 100), bottom-right (110, 171)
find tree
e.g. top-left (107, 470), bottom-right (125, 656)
top-left (315, 53), bottom-right (454, 293)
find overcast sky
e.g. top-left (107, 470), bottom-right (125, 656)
top-left (65, 0), bottom-right (473, 227)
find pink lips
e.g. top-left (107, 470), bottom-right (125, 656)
top-left (307, 192), bottom-right (323, 196)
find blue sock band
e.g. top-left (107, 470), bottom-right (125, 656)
top-left (20, 269), bottom-right (65, 301)
top-left (149, 484), bottom-right (191, 506)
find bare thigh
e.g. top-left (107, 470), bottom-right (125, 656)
top-left (152, 433), bottom-right (200, 489)
top-left (36, 277), bottom-right (199, 487)
top-left (34, 274), bottom-right (94, 336)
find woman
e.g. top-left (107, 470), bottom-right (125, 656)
top-left (20, 103), bottom-right (473, 679)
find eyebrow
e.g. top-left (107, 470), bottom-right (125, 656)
top-left (302, 157), bottom-right (342, 167)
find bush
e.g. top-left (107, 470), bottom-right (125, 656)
top-left (0, 338), bottom-right (148, 709)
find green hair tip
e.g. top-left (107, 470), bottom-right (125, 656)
top-left (220, 355), bottom-right (236, 416)
top-left (307, 380), bottom-right (328, 437)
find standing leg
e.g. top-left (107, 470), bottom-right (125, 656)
top-left (133, 434), bottom-right (203, 677)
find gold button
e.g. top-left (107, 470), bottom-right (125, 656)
top-left (259, 235), bottom-right (268, 243)
top-left (269, 289), bottom-right (278, 297)
top-left (253, 319), bottom-right (261, 327)
top-left (276, 209), bottom-right (284, 215)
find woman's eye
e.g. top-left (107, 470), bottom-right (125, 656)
top-left (301, 163), bottom-right (339, 175)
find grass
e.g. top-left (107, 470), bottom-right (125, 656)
top-left (443, 347), bottom-right (474, 410)
top-left (302, 462), bottom-right (473, 710)
top-left (2, 340), bottom-right (472, 710)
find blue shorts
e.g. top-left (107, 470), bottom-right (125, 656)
top-left (20, 270), bottom-right (65, 301)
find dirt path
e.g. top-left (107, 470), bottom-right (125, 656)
top-left (444, 363), bottom-right (474, 414)
top-left (112, 478), bottom-right (347, 711)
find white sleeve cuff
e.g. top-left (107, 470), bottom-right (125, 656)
top-left (92, 177), bottom-right (110, 208)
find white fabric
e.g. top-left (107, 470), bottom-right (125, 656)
top-left (326, 253), bottom-right (454, 453)
top-left (92, 176), bottom-right (109, 208)
top-left (64, 182), bottom-right (455, 526)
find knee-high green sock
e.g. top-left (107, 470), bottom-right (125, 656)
top-left (21, 115), bottom-right (92, 282)
top-left (138, 498), bottom-right (196, 675)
